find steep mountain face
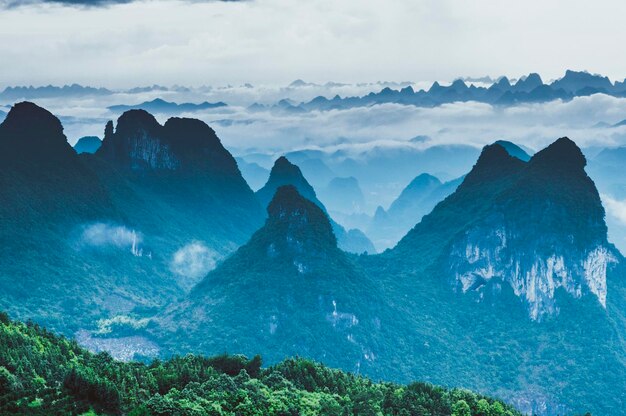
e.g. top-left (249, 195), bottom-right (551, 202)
top-left (93, 109), bottom-right (264, 251)
top-left (395, 138), bottom-right (618, 320)
top-left (0, 103), bottom-right (173, 341)
top-left (256, 157), bottom-right (376, 254)
top-left (158, 186), bottom-right (385, 372)
top-left (98, 110), bottom-right (245, 178)
top-left (0, 102), bottom-right (114, 221)
top-left (0, 103), bottom-right (264, 342)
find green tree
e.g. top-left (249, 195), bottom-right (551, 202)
top-left (452, 399), bottom-right (472, 416)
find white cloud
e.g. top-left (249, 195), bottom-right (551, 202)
top-left (602, 195), bottom-right (626, 225)
top-left (170, 241), bottom-right (218, 281)
top-left (81, 222), bottom-right (141, 248)
top-left (3, 0), bottom-right (626, 88)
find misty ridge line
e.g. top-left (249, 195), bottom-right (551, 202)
top-left (2, 69), bottom-right (626, 110)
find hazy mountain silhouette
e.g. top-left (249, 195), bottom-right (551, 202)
top-left (73, 136), bottom-right (102, 154)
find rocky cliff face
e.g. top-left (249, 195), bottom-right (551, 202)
top-left (445, 138), bottom-right (618, 320)
top-left (97, 110), bottom-right (242, 177)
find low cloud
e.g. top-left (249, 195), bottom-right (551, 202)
top-left (602, 195), bottom-right (626, 225)
top-left (170, 241), bottom-right (218, 281)
top-left (80, 222), bottom-right (141, 248)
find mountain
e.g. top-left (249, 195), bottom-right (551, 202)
top-left (3, 104), bottom-right (625, 414)
top-left (0, 102), bottom-right (114, 221)
top-left (0, 311), bottom-right (520, 416)
top-left (550, 70), bottom-right (613, 94)
top-left (107, 98), bottom-right (227, 114)
top-left (367, 140), bottom-right (528, 250)
top-left (0, 84), bottom-right (112, 101)
top-left (375, 139), bottom-right (626, 413)
top-left (73, 135), bottom-right (102, 154)
top-left (256, 157), bottom-right (376, 254)
top-left (159, 185), bottom-right (384, 370)
top-left (290, 70), bottom-right (625, 112)
top-left (281, 144), bottom-right (481, 210)
top-left (152, 139), bottom-right (626, 414)
top-left (92, 108), bottom-right (265, 258)
top-left (0, 103), bottom-right (264, 342)
top-left (393, 138), bottom-right (617, 318)
top-left (493, 140), bottom-right (532, 161)
top-left (235, 156), bottom-right (270, 191)
top-left (368, 173), bottom-right (462, 250)
top-left (0, 103), bottom-right (164, 341)
top-left (511, 73), bottom-right (543, 92)
top-left (319, 176), bottom-right (366, 214)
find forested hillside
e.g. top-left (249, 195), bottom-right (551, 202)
top-left (0, 311), bottom-right (521, 416)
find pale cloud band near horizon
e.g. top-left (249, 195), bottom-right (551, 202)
top-left (1, 0), bottom-right (626, 88)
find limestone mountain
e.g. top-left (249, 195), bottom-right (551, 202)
top-left (394, 138), bottom-right (618, 319)
top-left (159, 186), bottom-right (386, 372)
top-left (256, 157), bottom-right (375, 254)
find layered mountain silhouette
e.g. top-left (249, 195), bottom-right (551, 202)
top-left (256, 156), bottom-right (376, 254)
top-left (275, 70), bottom-right (626, 112)
top-left (2, 103), bottom-right (626, 415)
top-left (151, 137), bottom-right (626, 415)
top-left (107, 98), bottom-right (226, 114)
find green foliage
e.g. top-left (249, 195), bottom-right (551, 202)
top-left (0, 312), bottom-right (520, 415)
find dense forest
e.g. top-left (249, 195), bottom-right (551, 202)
top-left (0, 311), bottom-right (524, 416)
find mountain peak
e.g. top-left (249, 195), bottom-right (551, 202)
top-left (97, 109), bottom-right (240, 175)
top-left (529, 137), bottom-right (586, 172)
top-left (263, 185), bottom-right (337, 253)
top-left (114, 109), bottom-right (161, 136)
top-left (0, 101), bottom-right (74, 163)
top-left (462, 142), bottom-right (525, 187)
top-left (257, 156), bottom-right (321, 209)
top-left (493, 140), bottom-right (531, 161)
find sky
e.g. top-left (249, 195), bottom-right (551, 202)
top-left (2, 0), bottom-right (626, 88)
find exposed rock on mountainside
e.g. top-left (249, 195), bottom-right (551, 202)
top-left (396, 138), bottom-right (618, 319)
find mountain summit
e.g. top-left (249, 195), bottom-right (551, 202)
top-left (256, 156), bottom-right (375, 254)
top-left (0, 101), bottom-right (75, 164)
top-left (97, 109), bottom-right (242, 176)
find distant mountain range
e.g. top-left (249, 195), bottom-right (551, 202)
top-left (108, 98), bottom-right (227, 114)
top-left (7, 70), bottom-right (626, 113)
top-left (288, 70), bottom-right (626, 112)
top-left (0, 84), bottom-right (112, 100)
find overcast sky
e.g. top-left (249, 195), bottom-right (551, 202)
top-left (1, 0), bottom-right (626, 88)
